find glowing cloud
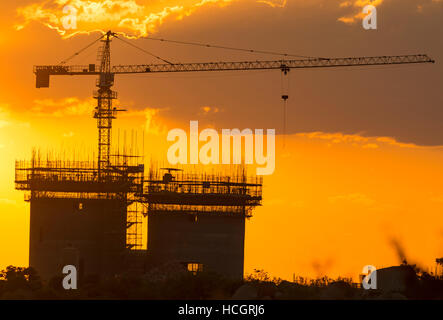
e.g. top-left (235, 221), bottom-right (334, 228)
top-left (296, 131), bottom-right (437, 150)
top-left (31, 97), bottom-right (95, 117)
top-left (257, 0), bottom-right (286, 8)
top-left (338, 0), bottom-right (383, 24)
top-left (15, 0), bottom-right (287, 39)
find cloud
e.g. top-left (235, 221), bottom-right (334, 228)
top-left (337, 0), bottom-right (443, 24)
top-left (31, 97), bottom-right (94, 117)
top-left (362, 143), bottom-right (379, 149)
top-left (374, 137), bottom-right (420, 149)
top-left (139, 107), bottom-right (168, 135)
top-left (338, 0), bottom-right (383, 25)
top-left (257, 0), bottom-right (286, 8)
top-left (296, 132), bottom-right (442, 149)
top-left (114, 105), bottom-right (170, 135)
top-left (200, 105), bottom-right (220, 115)
top-left (15, 0), bottom-right (287, 39)
top-left (298, 132), bottom-right (370, 145)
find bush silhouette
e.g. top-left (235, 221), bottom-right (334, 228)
top-left (0, 264), bottom-right (442, 300)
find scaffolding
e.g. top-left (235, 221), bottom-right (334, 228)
top-left (126, 201), bottom-right (144, 250)
top-left (15, 152), bottom-right (145, 250)
top-left (15, 155), bottom-right (263, 251)
top-left (15, 155), bottom-right (144, 197)
top-left (142, 167), bottom-right (262, 217)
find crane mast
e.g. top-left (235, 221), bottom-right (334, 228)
top-left (33, 31), bottom-right (435, 181)
top-left (94, 31), bottom-right (119, 180)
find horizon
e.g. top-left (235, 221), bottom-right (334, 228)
top-left (1, 0), bottom-right (442, 284)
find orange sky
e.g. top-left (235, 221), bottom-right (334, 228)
top-left (0, 0), bottom-right (442, 281)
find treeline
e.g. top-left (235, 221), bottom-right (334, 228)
top-left (0, 265), bottom-right (442, 299)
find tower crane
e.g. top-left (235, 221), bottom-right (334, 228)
top-left (33, 30), bottom-right (435, 180)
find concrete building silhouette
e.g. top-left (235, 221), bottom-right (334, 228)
top-left (15, 156), bottom-right (262, 280)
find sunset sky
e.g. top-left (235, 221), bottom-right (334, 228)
top-left (0, 0), bottom-right (442, 280)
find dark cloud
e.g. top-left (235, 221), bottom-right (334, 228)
top-left (4, 0), bottom-right (443, 145)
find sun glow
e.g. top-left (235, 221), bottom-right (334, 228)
top-left (15, 0), bottom-right (287, 39)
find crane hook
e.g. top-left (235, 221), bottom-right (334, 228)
top-left (281, 64), bottom-right (290, 101)
top-left (281, 67), bottom-right (290, 148)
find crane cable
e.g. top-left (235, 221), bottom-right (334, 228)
top-left (142, 36), bottom-right (325, 60)
top-left (58, 33), bottom-right (325, 66)
top-left (281, 69), bottom-right (290, 148)
top-left (114, 35), bottom-right (174, 65)
top-left (59, 34), bottom-right (105, 65)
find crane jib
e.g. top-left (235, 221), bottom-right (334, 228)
top-left (34, 54), bottom-right (434, 88)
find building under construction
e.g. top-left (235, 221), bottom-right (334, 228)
top-left (13, 31), bottom-right (266, 281)
top-left (143, 167), bottom-right (262, 278)
top-left (16, 30), bottom-right (434, 281)
top-left (15, 154), bottom-right (262, 280)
